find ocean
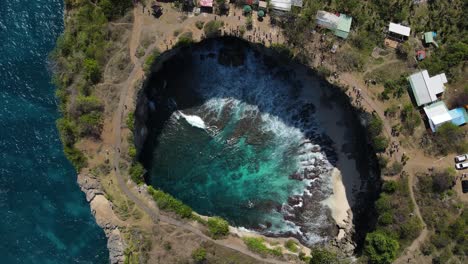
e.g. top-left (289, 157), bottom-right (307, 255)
top-left (139, 39), bottom-right (357, 245)
top-left (0, 0), bottom-right (108, 263)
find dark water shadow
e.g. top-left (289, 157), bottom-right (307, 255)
top-left (135, 37), bottom-right (381, 249)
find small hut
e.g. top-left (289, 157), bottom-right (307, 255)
top-left (423, 32), bottom-right (439, 48)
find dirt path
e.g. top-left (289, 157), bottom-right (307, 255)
top-left (106, 6), bottom-right (284, 264)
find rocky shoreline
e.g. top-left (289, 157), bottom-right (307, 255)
top-left (77, 173), bottom-right (125, 264)
top-left (71, 36), bottom-right (378, 262)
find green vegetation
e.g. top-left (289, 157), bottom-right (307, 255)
top-left (284, 239), bottom-right (298, 252)
top-left (364, 231), bottom-right (399, 264)
top-left (365, 176), bottom-right (422, 262)
top-left (379, 76), bottom-right (407, 101)
top-left (431, 122), bottom-right (468, 155)
top-left (415, 169), bottom-right (466, 263)
top-left (53, 0), bottom-right (132, 170)
top-left (128, 162), bottom-right (145, 184)
top-left (400, 103), bottom-right (421, 135)
top-left (203, 20), bottom-right (224, 38)
top-left (192, 247), bottom-right (207, 263)
top-left (144, 49), bottom-right (161, 73)
top-left (367, 115), bottom-right (388, 153)
top-left (195, 20), bottom-right (205, 30)
top-left (309, 248), bottom-right (339, 264)
top-left (175, 32), bottom-right (194, 48)
top-left (242, 237), bottom-right (282, 258)
top-left (147, 186), bottom-right (193, 218)
top-left (122, 228), bottom-right (152, 264)
top-left (126, 112), bottom-right (134, 131)
top-left (207, 216), bottom-right (229, 239)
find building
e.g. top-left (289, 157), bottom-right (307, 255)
top-left (424, 102), bottom-right (468, 132)
top-left (388, 23), bottom-right (411, 39)
top-left (258, 0), bottom-right (267, 10)
top-left (408, 70), bottom-right (448, 106)
top-left (199, 0), bottom-right (213, 8)
top-left (269, 0), bottom-right (292, 11)
top-left (449, 107), bottom-right (468, 127)
top-left (424, 101), bottom-right (452, 132)
top-left (423, 31), bottom-right (439, 48)
top-left (315, 11), bottom-right (352, 39)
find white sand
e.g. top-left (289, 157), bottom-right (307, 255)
top-left (322, 168), bottom-right (351, 229)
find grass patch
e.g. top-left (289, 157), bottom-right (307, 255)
top-left (207, 216), bottom-right (229, 239)
top-left (147, 186), bottom-right (192, 218)
top-left (243, 237), bottom-right (282, 258)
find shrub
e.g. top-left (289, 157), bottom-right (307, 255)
top-left (83, 58), bottom-right (101, 83)
top-left (382, 181), bottom-right (398, 193)
top-left (309, 248), bottom-right (339, 264)
top-left (195, 21), bottom-right (205, 30)
top-left (385, 161), bottom-right (403, 176)
top-left (372, 135), bottom-right (389, 152)
top-left (126, 112), bottom-right (134, 131)
top-left (433, 122), bottom-right (468, 155)
top-left (203, 20), bottom-right (224, 38)
top-left (207, 216), bottom-right (229, 238)
top-left (400, 104), bottom-right (421, 135)
top-left (368, 116), bottom-right (383, 138)
top-left (432, 169), bottom-right (455, 193)
top-left (147, 186), bottom-right (193, 218)
top-left (64, 145), bottom-right (87, 170)
top-left (175, 32), bottom-right (193, 48)
top-left (192, 247), bottom-right (207, 263)
top-left (364, 231), bottom-right (399, 264)
top-left (284, 240), bottom-right (298, 252)
top-left (144, 49), bottom-right (161, 73)
top-left (243, 237), bottom-right (282, 257)
top-left (129, 162), bottom-right (145, 184)
top-left (78, 112), bottom-right (103, 138)
top-left (75, 95), bottom-right (103, 116)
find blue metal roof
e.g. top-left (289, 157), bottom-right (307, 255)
top-left (449, 108), bottom-right (468, 126)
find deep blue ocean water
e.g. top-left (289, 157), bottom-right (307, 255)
top-left (0, 0), bottom-right (108, 263)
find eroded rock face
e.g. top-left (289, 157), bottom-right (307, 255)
top-left (77, 174), bottom-right (126, 264)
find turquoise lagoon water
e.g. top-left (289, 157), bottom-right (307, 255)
top-left (143, 40), bottom-right (338, 244)
top-left (0, 0), bottom-right (108, 263)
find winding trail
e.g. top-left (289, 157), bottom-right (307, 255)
top-left (107, 6), bottom-right (283, 264)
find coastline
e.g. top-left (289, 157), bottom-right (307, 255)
top-left (56, 4), bottom-right (379, 262)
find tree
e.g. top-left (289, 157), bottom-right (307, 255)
top-left (309, 248), bottom-right (339, 264)
top-left (207, 216), bottom-right (229, 238)
top-left (83, 58), bottom-right (101, 83)
top-left (431, 169), bottom-right (455, 193)
top-left (400, 104), bottom-right (421, 134)
top-left (129, 162), bottom-right (145, 184)
top-left (433, 122), bottom-right (468, 154)
top-left (203, 21), bottom-right (224, 38)
top-left (364, 231), bottom-right (399, 264)
top-left (192, 247), bottom-right (207, 263)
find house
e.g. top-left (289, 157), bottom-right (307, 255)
top-left (199, 0), bottom-right (213, 8)
top-left (449, 107), bottom-right (468, 127)
top-left (258, 0), bottom-right (267, 10)
top-left (424, 101), bottom-right (452, 132)
top-left (408, 70), bottom-right (448, 106)
top-left (388, 22), bottom-right (411, 41)
top-left (423, 31), bottom-right (439, 48)
top-left (291, 0), bottom-right (303, 7)
top-left (269, 0), bottom-right (292, 11)
top-left (424, 102), bottom-right (468, 132)
top-left (315, 11), bottom-right (352, 39)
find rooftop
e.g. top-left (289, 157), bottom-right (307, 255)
top-left (424, 101), bottom-right (452, 128)
top-left (408, 70), bottom-right (447, 106)
top-left (449, 108), bottom-right (468, 126)
top-left (389, 22), bottom-right (411, 37)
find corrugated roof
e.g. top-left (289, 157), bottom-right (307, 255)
top-left (389, 22), bottom-right (411, 37)
top-left (449, 108), bottom-right (468, 126)
top-left (424, 101), bottom-right (452, 131)
top-left (270, 0), bottom-right (291, 11)
top-left (336, 14), bottom-right (352, 32)
top-left (408, 70), bottom-right (447, 106)
top-left (424, 32), bottom-right (434, 43)
top-left (316, 11), bottom-right (339, 29)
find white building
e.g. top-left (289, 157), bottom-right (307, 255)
top-left (388, 22), bottom-right (411, 37)
top-left (408, 70), bottom-right (448, 106)
top-left (423, 101), bottom-right (452, 132)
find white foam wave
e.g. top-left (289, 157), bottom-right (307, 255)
top-left (177, 111), bottom-right (206, 130)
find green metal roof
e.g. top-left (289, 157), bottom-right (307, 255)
top-left (333, 14), bottom-right (352, 39)
top-left (336, 14), bottom-right (352, 33)
top-left (424, 32), bottom-right (434, 43)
